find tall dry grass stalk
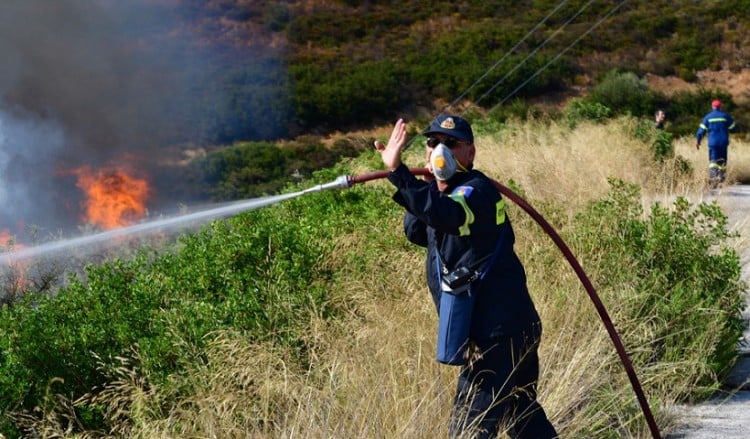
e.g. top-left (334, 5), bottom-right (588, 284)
top-left (28, 118), bottom-right (749, 438)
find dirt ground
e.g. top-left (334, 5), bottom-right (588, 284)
top-left (645, 68), bottom-right (750, 106)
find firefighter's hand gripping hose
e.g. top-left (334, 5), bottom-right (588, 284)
top-left (320, 167), bottom-right (662, 439)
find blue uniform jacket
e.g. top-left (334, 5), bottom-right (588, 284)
top-left (387, 164), bottom-right (540, 341)
top-left (696, 109), bottom-right (737, 147)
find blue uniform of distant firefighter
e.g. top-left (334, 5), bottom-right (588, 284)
top-left (696, 99), bottom-right (738, 184)
top-left (374, 115), bottom-right (557, 439)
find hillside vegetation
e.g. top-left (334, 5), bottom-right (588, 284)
top-left (162, 1), bottom-right (750, 200)
top-left (165, 0), bottom-right (750, 144)
top-left (0, 116), bottom-right (748, 438)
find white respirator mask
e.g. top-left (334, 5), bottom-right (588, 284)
top-left (430, 143), bottom-right (459, 181)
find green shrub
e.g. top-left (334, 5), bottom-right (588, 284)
top-left (184, 136), bottom-right (354, 201)
top-left (331, 137), bottom-right (370, 158)
top-left (291, 60), bottom-right (404, 129)
top-left (651, 129), bottom-right (675, 162)
top-left (564, 98), bottom-right (612, 127)
top-left (0, 180), bottom-right (394, 437)
top-left (574, 179), bottom-right (745, 399)
top-left (631, 118), bottom-right (675, 162)
top-left (587, 70), bottom-right (658, 117)
top-left (666, 33), bottom-right (720, 81)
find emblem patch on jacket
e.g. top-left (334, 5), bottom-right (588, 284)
top-left (452, 186), bottom-right (474, 198)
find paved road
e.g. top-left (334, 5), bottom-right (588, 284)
top-left (665, 185), bottom-right (750, 439)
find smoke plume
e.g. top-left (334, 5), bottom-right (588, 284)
top-left (0, 1), bottom-right (284, 239)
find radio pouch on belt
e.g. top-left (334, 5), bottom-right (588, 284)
top-left (436, 284), bottom-right (476, 365)
top-left (436, 227), bottom-right (507, 365)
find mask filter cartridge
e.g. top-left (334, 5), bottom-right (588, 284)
top-left (430, 143), bottom-right (458, 181)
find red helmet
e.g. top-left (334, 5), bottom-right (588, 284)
top-left (712, 99), bottom-right (722, 109)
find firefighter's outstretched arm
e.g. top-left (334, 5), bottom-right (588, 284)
top-left (374, 118), bottom-right (407, 170)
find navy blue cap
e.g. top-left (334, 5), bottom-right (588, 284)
top-left (422, 114), bottom-right (474, 142)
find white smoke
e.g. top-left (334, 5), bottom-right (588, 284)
top-left (0, 1), bottom-right (194, 158)
top-left (0, 106), bottom-right (68, 236)
top-left (0, 1), bottom-right (286, 238)
top-left (0, 1), bottom-right (214, 237)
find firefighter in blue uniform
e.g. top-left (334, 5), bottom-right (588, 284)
top-left (696, 99), bottom-right (738, 185)
top-left (374, 115), bottom-right (557, 439)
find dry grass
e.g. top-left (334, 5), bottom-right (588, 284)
top-left (24, 117), bottom-right (750, 438)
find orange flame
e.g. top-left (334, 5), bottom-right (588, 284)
top-left (72, 166), bottom-right (150, 230)
top-left (0, 229), bottom-right (28, 293)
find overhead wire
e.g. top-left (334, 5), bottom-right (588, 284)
top-left (489, 0), bottom-right (628, 113)
top-left (409, 0), bottom-right (626, 149)
top-left (442, 0), bottom-right (572, 112)
top-left (473, 0), bottom-right (598, 108)
top-left (406, 0), bottom-right (574, 149)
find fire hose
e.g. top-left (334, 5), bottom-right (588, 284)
top-left (313, 167), bottom-right (661, 439)
top-left (0, 166), bottom-right (660, 437)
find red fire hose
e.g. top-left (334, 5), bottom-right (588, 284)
top-left (345, 167), bottom-right (662, 439)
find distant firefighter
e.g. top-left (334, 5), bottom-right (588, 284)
top-left (695, 99), bottom-right (738, 186)
top-left (654, 109), bottom-right (666, 129)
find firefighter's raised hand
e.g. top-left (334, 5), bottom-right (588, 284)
top-left (374, 118), bottom-right (407, 171)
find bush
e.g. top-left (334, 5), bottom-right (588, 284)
top-left (666, 34), bottom-right (720, 81)
top-left (586, 70), bottom-right (659, 117)
top-left (651, 129), bottom-right (675, 162)
top-left (0, 181), bottom-right (390, 437)
top-left (631, 118), bottom-right (675, 162)
top-left (184, 136), bottom-right (355, 201)
top-left (574, 179), bottom-right (745, 399)
top-left (291, 60), bottom-right (404, 130)
top-left (564, 98), bottom-right (612, 127)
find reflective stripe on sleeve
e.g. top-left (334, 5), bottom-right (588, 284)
top-left (496, 199), bottom-right (506, 225)
top-left (448, 192), bottom-right (475, 236)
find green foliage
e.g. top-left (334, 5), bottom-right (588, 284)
top-left (331, 136), bottom-right (370, 158)
top-left (586, 70), bottom-right (660, 118)
top-left (291, 59), bottom-right (404, 129)
top-left (185, 137), bottom-right (348, 201)
top-left (631, 118), bottom-right (675, 162)
top-left (666, 33), bottom-right (721, 81)
top-left (487, 98), bottom-right (546, 123)
top-left (574, 179), bottom-right (745, 398)
top-left (471, 116), bottom-right (508, 138)
top-left (187, 141), bottom-right (288, 199)
top-left (181, 55), bottom-right (294, 145)
top-left (0, 181), bottom-right (396, 437)
top-left (159, 2), bottom-right (750, 144)
top-left (651, 129), bottom-right (675, 162)
top-left (563, 98), bottom-right (612, 127)
top-left (0, 154), bottom-right (746, 436)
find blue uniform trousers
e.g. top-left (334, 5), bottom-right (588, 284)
top-left (708, 144), bottom-right (728, 183)
top-left (449, 323), bottom-right (557, 439)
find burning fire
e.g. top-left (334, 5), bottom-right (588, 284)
top-left (0, 230), bottom-right (20, 248)
top-left (0, 229), bottom-right (28, 293)
top-left (72, 166), bottom-right (150, 230)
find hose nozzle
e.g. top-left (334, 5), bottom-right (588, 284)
top-left (302, 175), bottom-right (352, 194)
